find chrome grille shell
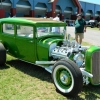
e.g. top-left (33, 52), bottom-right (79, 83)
top-left (91, 51), bottom-right (100, 85)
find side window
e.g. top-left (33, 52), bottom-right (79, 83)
top-left (17, 25), bottom-right (33, 38)
top-left (3, 23), bottom-right (14, 35)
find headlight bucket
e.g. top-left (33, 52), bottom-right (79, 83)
top-left (73, 52), bottom-right (84, 67)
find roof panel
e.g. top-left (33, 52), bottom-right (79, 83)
top-left (0, 17), bottom-right (65, 25)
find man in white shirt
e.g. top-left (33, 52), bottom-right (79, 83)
top-left (12, 14), bottom-right (16, 17)
top-left (53, 14), bottom-right (60, 21)
top-left (52, 14), bottom-right (60, 33)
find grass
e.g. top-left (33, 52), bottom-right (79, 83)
top-left (0, 53), bottom-right (100, 100)
top-left (82, 41), bottom-right (92, 46)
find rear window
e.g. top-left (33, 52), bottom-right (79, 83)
top-left (2, 23), bottom-right (14, 35)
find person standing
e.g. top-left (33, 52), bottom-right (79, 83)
top-left (12, 14), bottom-right (16, 17)
top-left (75, 14), bottom-right (86, 45)
top-left (53, 14), bottom-right (60, 21)
top-left (52, 14), bottom-right (60, 33)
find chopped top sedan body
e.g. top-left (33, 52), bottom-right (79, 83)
top-left (0, 17), bottom-right (100, 97)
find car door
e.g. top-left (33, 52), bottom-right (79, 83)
top-left (15, 24), bottom-right (35, 63)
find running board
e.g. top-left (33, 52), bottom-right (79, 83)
top-left (35, 61), bottom-right (56, 73)
top-left (45, 66), bottom-right (53, 73)
top-left (35, 61), bottom-right (56, 65)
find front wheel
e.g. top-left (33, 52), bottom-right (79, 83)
top-left (52, 59), bottom-right (83, 97)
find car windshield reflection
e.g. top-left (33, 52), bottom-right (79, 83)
top-left (37, 27), bottom-right (65, 37)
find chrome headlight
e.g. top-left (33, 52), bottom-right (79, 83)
top-left (73, 53), bottom-right (84, 67)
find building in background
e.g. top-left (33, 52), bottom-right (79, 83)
top-left (0, 0), bottom-right (81, 20)
top-left (79, 0), bottom-right (100, 21)
top-left (0, 0), bottom-right (100, 21)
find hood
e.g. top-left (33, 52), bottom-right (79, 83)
top-left (36, 36), bottom-right (63, 61)
top-left (37, 36), bottom-right (63, 46)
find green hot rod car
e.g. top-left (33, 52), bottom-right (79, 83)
top-left (0, 17), bottom-right (100, 97)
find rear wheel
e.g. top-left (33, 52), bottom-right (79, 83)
top-left (0, 43), bottom-right (6, 65)
top-left (52, 59), bottom-right (83, 97)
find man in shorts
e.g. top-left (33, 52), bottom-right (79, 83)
top-left (75, 14), bottom-right (86, 45)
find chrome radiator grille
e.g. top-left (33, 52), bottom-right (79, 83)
top-left (92, 51), bottom-right (100, 85)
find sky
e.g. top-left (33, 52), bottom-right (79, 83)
top-left (79, 0), bottom-right (100, 5)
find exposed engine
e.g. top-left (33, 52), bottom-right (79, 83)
top-left (49, 38), bottom-right (92, 85)
top-left (51, 39), bottom-right (88, 67)
top-left (35, 34), bottom-right (93, 85)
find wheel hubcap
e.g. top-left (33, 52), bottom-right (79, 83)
top-left (60, 71), bottom-right (71, 85)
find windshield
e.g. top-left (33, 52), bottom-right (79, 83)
top-left (37, 27), bottom-right (65, 37)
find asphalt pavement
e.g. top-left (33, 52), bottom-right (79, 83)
top-left (67, 26), bottom-right (100, 46)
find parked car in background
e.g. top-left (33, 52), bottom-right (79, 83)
top-left (65, 19), bottom-right (75, 26)
top-left (98, 22), bottom-right (100, 30)
top-left (0, 18), bottom-right (100, 97)
top-left (86, 20), bottom-right (99, 28)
